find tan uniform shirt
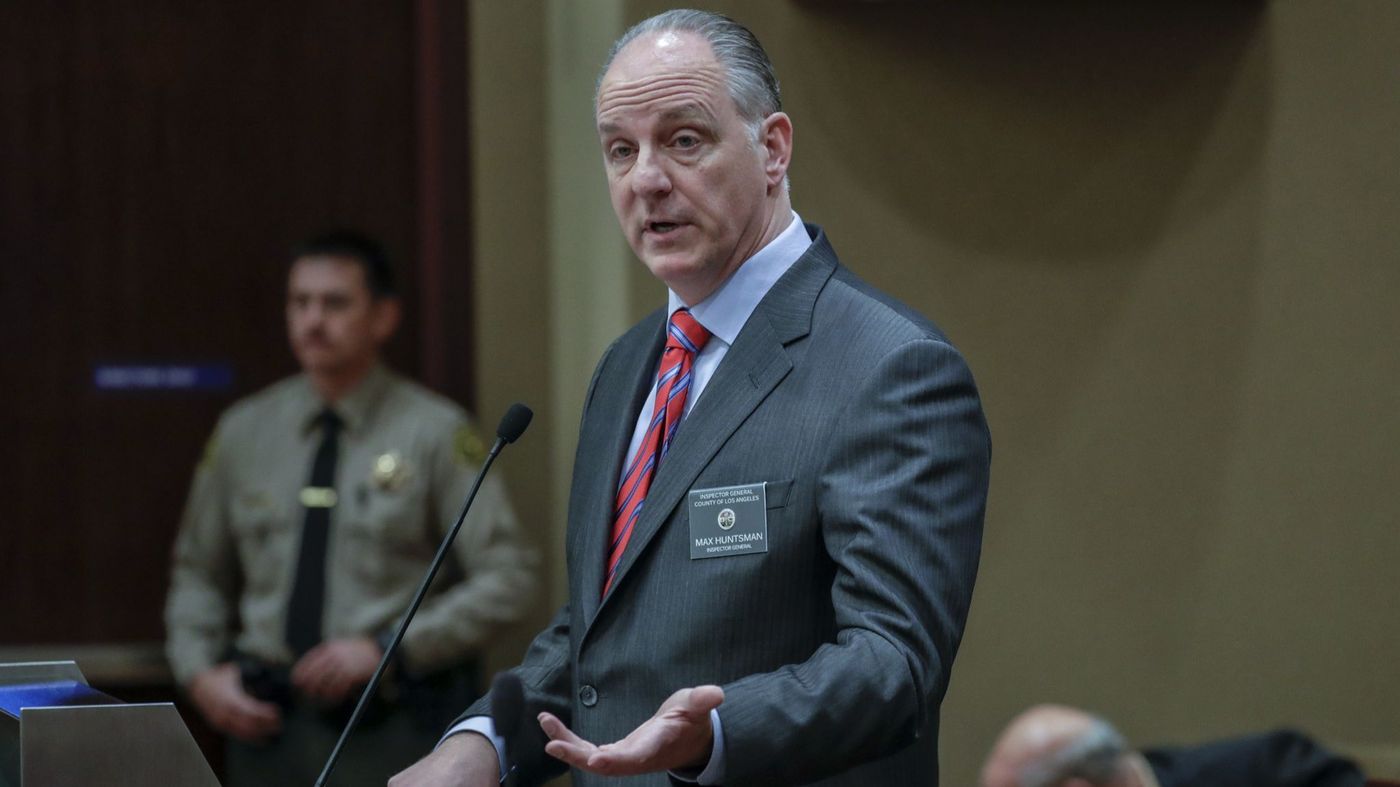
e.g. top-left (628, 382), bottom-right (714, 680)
top-left (164, 364), bottom-right (536, 685)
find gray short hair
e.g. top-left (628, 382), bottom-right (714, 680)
top-left (1019, 717), bottom-right (1130, 787)
top-left (597, 9), bottom-right (782, 125)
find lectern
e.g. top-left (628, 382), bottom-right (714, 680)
top-left (0, 660), bottom-right (219, 787)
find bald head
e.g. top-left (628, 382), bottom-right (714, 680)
top-left (981, 705), bottom-right (1141, 787)
top-left (597, 9), bottom-right (780, 126)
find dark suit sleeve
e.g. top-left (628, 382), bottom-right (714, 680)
top-left (1144, 729), bottom-right (1366, 787)
top-left (717, 337), bottom-right (990, 784)
top-left (455, 603), bottom-right (574, 784)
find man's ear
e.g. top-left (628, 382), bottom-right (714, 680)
top-left (371, 296), bottom-right (401, 344)
top-left (760, 111), bottom-right (793, 191)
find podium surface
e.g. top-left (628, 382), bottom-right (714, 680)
top-left (1, 660), bottom-right (219, 787)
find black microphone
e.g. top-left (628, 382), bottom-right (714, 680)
top-left (490, 671), bottom-right (526, 786)
top-left (497, 403), bottom-right (532, 444)
top-left (315, 403), bottom-right (534, 787)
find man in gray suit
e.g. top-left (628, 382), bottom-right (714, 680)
top-left (392, 9), bottom-right (990, 786)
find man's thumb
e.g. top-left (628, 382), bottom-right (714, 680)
top-left (688, 684), bottom-right (725, 712)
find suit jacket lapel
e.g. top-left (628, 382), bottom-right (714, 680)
top-left (576, 312), bottom-right (666, 627)
top-left (592, 227), bottom-right (839, 622)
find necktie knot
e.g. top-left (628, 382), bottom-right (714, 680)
top-left (316, 407), bottom-right (343, 434)
top-left (667, 309), bottom-right (711, 355)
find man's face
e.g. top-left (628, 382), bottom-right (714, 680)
top-left (286, 256), bottom-right (396, 378)
top-left (596, 31), bottom-right (789, 305)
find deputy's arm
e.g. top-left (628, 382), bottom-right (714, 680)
top-left (392, 418), bottom-right (539, 673)
top-left (165, 424), bottom-right (284, 740)
top-left (164, 424), bottom-right (242, 686)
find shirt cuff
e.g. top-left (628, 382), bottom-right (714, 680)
top-left (668, 708), bottom-right (725, 785)
top-left (441, 716), bottom-right (507, 781)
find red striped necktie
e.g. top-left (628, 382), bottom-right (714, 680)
top-left (603, 308), bottom-right (711, 598)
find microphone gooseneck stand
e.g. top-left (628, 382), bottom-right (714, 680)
top-left (314, 403), bottom-right (533, 787)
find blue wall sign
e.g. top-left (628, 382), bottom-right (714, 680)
top-left (94, 363), bottom-right (234, 392)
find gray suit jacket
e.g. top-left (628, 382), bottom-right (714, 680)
top-left (464, 225), bottom-right (990, 786)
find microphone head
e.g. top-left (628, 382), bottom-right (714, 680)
top-left (496, 403), bottom-right (533, 444)
top-left (490, 671), bottom-right (526, 738)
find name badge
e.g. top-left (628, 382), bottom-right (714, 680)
top-left (688, 482), bottom-right (768, 560)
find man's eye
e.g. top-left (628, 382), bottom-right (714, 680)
top-left (609, 144), bottom-right (634, 160)
top-left (674, 135), bottom-right (699, 149)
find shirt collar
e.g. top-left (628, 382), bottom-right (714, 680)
top-left (667, 211), bottom-right (812, 346)
top-left (296, 362), bottom-right (390, 435)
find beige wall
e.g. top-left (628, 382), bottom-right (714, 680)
top-left (470, 2), bottom-right (1400, 783)
top-left (467, 0), bottom-right (551, 673)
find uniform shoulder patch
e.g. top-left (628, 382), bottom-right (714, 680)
top-left (453, 423), bottom-right (488, 467)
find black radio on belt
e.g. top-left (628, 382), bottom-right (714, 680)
top-left (236, 655), bottom-right (294, 709)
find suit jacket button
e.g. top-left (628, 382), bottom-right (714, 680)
top-left (578, 684), bottom-right (598, 707)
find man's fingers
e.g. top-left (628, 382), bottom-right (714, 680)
top-left (191, 664), bottom-right (283, 742)
top-left (289, 661), bottom-right (314, 688)
top-left (586, 740), bottom-right (659, 775)
top-left (316, 665), bottom-right (343, 693)
top-left (233, 693), bottom-right (281, 723)
top-left (290, 648), bottom-right (331, 686)
top-left (231, 715), bottom-right (279, 741)
top-left (223, 699), bottom-right (282, 741)
top-left (538, 712), bottom-right (588, 746)
top-left (294, 651), bottom-right (349, 696)
top-left (544, 738), bottom-right (596, 770)
top-left (322, 672), bottom-right (356, 703)
top-left (539, 712), bottom-right (599, 769)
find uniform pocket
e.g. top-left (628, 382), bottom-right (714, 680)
top-left (229, 493), bottom-right (290, 592)
top-left (341, 479), bottom-right (433, 590)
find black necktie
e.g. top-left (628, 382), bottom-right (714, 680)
top-left (286, 407), bottom-right (342, 656)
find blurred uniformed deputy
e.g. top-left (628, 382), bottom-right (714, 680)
top-left (164, 231), bottom-right (538, 787)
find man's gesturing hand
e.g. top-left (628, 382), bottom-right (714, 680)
top-left (539, 685), bottom-right (724, 776)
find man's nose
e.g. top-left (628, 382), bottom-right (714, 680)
top-left (302, 301), bottom-right (326, 324)
top-left (630, 148), bottom-right (672, 197)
